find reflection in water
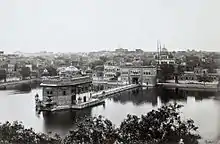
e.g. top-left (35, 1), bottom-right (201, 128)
top-left (41, 87), bottom-right (218, 134)
top-left (42, 108), bottom-right (92, 135)
top-left (157, 88), bottom-right (187, 104)
top-left (111, 87), bottom-right (216, 107)
top-left (0, 87), bottom-right (219, 142)
top-left (157, 88), bottom-right (216, 103)
top-left (112, 88), bottom-right (158, 106)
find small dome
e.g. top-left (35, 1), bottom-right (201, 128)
top-left (43, 69), bottom-right (48, 73)
top-left (162, 48), bottom-right (168, 52)
top-left (65, 66), bottom-right (79, 72)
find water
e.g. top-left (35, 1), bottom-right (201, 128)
top-left (0, 88), bottom-right (220, 142)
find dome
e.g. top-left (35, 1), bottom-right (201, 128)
top-left (43, 69), bottom-right (49, 73)
top-left (57, 67), bottom-right (66, 72)
top-left (162, 48), bottom-right (168, 52)
top-left (65, 66), bottom-right (79, 72)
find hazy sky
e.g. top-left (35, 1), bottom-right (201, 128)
top-left (1, 0), bottom-right (220, 53)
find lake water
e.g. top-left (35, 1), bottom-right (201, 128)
top-left (0, 87), bottom-right (220, 143)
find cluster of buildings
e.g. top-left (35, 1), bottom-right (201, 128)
top-left (93, 47), bottom-right (220, 86)
top-left (0, 46), bottom-right (220, 85)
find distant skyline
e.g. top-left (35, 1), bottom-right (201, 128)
top-left (1, 0), bottom-right (220, 53)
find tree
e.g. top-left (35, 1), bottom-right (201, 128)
top-left (186, 56), bottom-right (201, 71)
top-left (0, 121), bottom-right (61, 144)
top-left (174, 65), bottom-right (186, 84)
top-left (168, 53), bottom-right (174, 59)
top-left (32, 64), bottom-right (38, 71)
top-left (14, 63), bottom-right (18, 72)
top-left (46, 66), bottom-right (57, 76)
top-left (119, 103), bottom-right (200, 144)
top-left (63, 116), bottom-right (118, 144)
top-left (20, 67), bottom-right (31, 80)
top-left (158, 64), bottom-right (175, 82)
top-left (99, 56), bottom-right (109, 63)
top-left (197, 73), bottom-right (213, 85)
top-left (0, 104), bottom-right (200, 144)
top-left (89, 60), bottom-right (104, 70)
top-left (201, 58), bottom-right (217, 73)
top-left (143, 59), bottom-right (152, 66)
top-left (63, 104), bottom-right (200, 144)
top-left (0, 69), bottom-right (6, 82)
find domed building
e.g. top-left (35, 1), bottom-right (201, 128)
top-left (41, 68), bottom-right (50, 77)
top-left (57, 66), bottom-right (80, 77)
top-left (65, 66), bottom-right (79, 72)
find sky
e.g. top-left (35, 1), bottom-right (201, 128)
top-left (0, 0), bottom-right (220, 53)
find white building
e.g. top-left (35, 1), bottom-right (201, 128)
top-left (57, 66), bottom-right (79, 77)
top-left (120, 66), bottom-right (157, 86)
top-left (7, 64), bottom-right (15, 73)
top-left (103, 61), bottom-right (120, 81)
top-left (156, 59), bottom-right (175, 65)
top-left (155, 46), bottom-right (175, 65)
top-left (25, 64), bottom-right (33, 71)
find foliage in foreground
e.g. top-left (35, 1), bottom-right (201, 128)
top-left (0, 121), bottom-right (61, 144)
top-left (0, 103), bottom-right (200, 144)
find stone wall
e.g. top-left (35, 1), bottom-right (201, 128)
top-left (42, 82), bottom-right (92, 106)
top-left (120, 66), bottom-right (156, 85)
top-left (142, 76), bottom-right (157, 86)
top-left (56, 95), bottom-right (72, 106)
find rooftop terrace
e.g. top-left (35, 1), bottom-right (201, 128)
top-left (40, 76), bottom-right (92, 87)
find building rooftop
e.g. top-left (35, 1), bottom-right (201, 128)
top-left (40, 76), bottom-right (92, 87)
top-left (120, 66), bottom-right (156, 68)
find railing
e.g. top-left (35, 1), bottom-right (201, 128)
top-left (92, 84), bottom-right (139, 99)
top-left (42, 76), bottom-right (92, 86)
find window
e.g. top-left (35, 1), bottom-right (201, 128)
top-left (63, 91), bottom-right (66, 95)
top-left (47, 91), bottom-right (53, 95)
top-left (161, 62), bottom-right (167, 64)
top-left (122, 72), bottom-right (128, 75)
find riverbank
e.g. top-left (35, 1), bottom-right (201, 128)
top-left (0, 79), bottom-right (42, 90)
top-left (157, 81), bottom-right (220, 92)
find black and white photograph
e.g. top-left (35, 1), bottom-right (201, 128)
top-left (0, 0), bottom-right (220, 143)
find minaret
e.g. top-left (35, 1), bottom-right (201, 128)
top-left (156, 40), bottom-right (160, 74)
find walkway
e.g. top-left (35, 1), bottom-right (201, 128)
top-left (77, 84), bottom-right (139, 100)
top-left (92, 84), bottom-right (139, 99)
